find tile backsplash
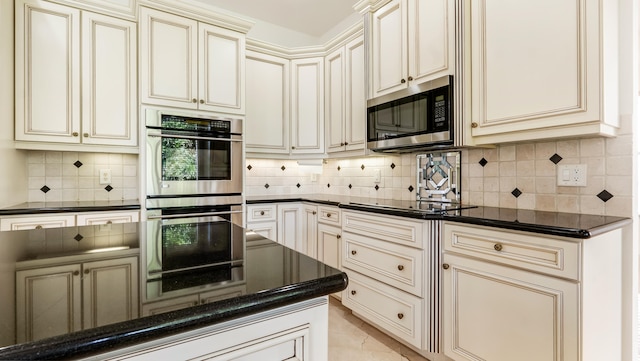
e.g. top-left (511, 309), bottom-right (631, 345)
top-left (27, 151), bottom-right (138, 203)
top-left (247, 137), bottom-right (633, 217)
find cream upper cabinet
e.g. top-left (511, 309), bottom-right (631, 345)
top-left (468, 0), bottom-right (618, 144)
top-left (326, 35), bottom-right (366, 155)
top-left (139, 7), bottom-right (245, 115)
top-left (15, 0), bottom-right (137, 152)
top-left (370, 0), bottom-right (455, 98)
top-left (290, 57), bottom-right (325, 154)
top-left (245, 51), bottom-right (290, 154)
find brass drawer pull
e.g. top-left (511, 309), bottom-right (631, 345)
top-left (313, 211), bottom-right (317, 215)
top-left (84, 269), bottom-right (90, 274)
top-left (327, 213), bottom-right (332, 218)
top-left (73, 271), bottom-right (79, 276)
top-left (397, 265), bottom-right (404, 271)
top-left (494, 243), bottom-right (503, 251)
top-left (260, 211), bottom-right (265, 216)
top-left (351, 290), bottom-right (356, 295)
top-left (35, 225), bottom-right (43, 230)
top-left (336, 234), bottom-right (341, 239)
top-left (442, 263), bottom-right (450, 270)
top-left (351, 250), bottom-right (357, 255)
top-left (397, 313), bottom-right (404, 320)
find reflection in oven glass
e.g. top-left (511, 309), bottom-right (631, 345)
top-left (161, 221), bottom-right (231, 271)
top-left (160, 265), bottom-right (234, 292)
top-left (161, 137), bottom-right (230, 181)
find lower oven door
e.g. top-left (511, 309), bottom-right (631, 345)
top-left (146, 129), bottom-right (243, 196)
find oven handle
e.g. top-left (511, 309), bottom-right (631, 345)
top-left (147, 210), bottom-right (243, 220)
top-left (147, 133), bottom-right (242, 142)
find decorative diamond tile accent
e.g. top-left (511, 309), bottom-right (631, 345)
top-left (348, 184), bottom-right (352, 189)
top-left (549, 153), bottom-right (563, 164)
top-left (281, 165), bottom-right (286, 171)
top-left (597, 190), bottom-right (613, 202)
top-left (296, 183), bottom-right (301, 188)
top-left (40, 185), bottom-right (50, 193)
top-left (374, 185), bottom-right (379, 191)
top-left (73, 160), bottom-right (83, 168)
top-left (361, 164), bottom-right (365, 170)
top-left (247, 165), bottom-right (252, 170)
top-left (104, 185), bottom-right (113, 192)
top-left (264, 183), bottom-right (270, 189)
top-left (479, 158), bottom-right (488, 167)
top-left (74, 234), bottom-right (83, 242)
top-left (327, 183), bottom-right (331, 188)
top-left (511, 188), bottom-right (522, 198)
top-left (337, 166), bottom-right (341, 171)
top-left (390, 163), bottom-right (396, 169)
top-left (408, 185), bottom-right (414, 192)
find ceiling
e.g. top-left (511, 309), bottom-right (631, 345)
top-left (192, 0), bottom-right (360, 37)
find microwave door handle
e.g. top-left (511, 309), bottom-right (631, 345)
top-left (147, 133), bottom-right (242, 142)
top-left (147, 210), bottom-right (243, 220)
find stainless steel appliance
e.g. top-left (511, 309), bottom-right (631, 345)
top-left (367, 75), bottom-right (453, 152)
top-left (145, 108), bottom-right (243, 197)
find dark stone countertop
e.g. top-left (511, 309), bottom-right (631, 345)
top-left (0, 219), bottom-right (347, 360)
top-left (0, 200), bottom-right (141, 215)
top-left (247, 194), bottom-right (631, 239)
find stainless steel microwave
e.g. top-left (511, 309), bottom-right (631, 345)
top-left (367, 75), bottom-right (453, 152)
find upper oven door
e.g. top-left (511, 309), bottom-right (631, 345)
top-left (146, 115), bottom-right (243, 197)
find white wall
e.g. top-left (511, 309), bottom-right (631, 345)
top-left (0, 1), bottom-right (27, 207)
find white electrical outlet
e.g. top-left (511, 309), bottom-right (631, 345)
top-left (557, 164), bottom-right (587, 187)
top-left (374, 169), bottom-right (381, 183)
top-left (99, 169), bottom-right (112, 185)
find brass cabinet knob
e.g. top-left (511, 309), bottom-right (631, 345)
top-left (397, 265), bottom-right (404, 271)
top-left (471, 122), bottom-right (478, 128)
top-left (494, 243), bottom-right (503, 251)
top-left (199, 99), bottom-right (204, 104)
top-left (35, 225), bottom-right (43, 230)
top-left (407, 76), bottom-right (413, 81)
top-left (291, 146), bottom-right (296, 149)
top-left (73, 270), bottom-right (80, 276)
top-left (260, 211), bottom-right (265, 216)
top-left (351, 290), bottom-right (356, 295)
top-left (84, 269), bottom-right (90, 274)
top-left (340, 142), bottom-right (345, 146)
top-left (344, 142), bottom-right (349, 146)
top-left (72, 132), bottom-right (79, 137)
top-left (351, 250), bottom-right (357, 255)
top-left (106, 220), bottom-right (113, 225)
top-left (442, 263), bottom-right (450, 270)
top-left (327, 213), bottom-right (331, 218)
top-left (336, 234), bottom-right (341, 239)
top-left (83, 133), bottom-right (89, 137)
top-left (192, 98), bottom-right (197, 103)
top-left (400, 78), bottom-right (406, 84)
top-left (312, 211), bottom-right (317, 215)
top-left (397, 313), bottom-right (404, 319)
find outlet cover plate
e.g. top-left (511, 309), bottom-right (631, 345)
top-left (557, 164), bottom-right (587, 187)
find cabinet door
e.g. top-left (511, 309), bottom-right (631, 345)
top-left (317, 223), bottom-right (341, 270)
top-left (245, 51), bottom-right (290, 153)
top-left (81, 12), bottom-right (137, 146)
top-left (469, 0), bottom-right (610, 142)
top-left (82, 257), bottom-right (139, 329)
top-left (198, 23), bottom-right (245, 114)
top-left (344, 36), bottom-right (366, 151)
top-left (15, 0), bottom-right (81, 143)
top-left (443, 253), bottom-right (579, 361)
top-left (408, 0), bottom-right (454, 84)
top-left (371, 0), bottom-right (406, 97)
top-left (246, 221), bottom-right (277, 240)
top-left (290, 57), bottom-right (324, 154)
top-left (139, 7), bottom-right (198, 109)
top-left (325, 46), bottom-right (345, 153)
top-left (16, 264), bottom-right (82, 343)
top-left (277, 204), bottom-right (302, 251)
top-left (76, 211), bottom-right (140, 226)
top-left (302, 205), bottom-right (318, 258)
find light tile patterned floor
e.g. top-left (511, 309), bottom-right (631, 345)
top-left (328, 297), bottom-right (430, 361)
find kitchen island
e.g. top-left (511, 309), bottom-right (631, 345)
top-left (0, 218), bottom-right (347, 360)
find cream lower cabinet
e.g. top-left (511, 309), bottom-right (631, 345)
top-left (468, 0), bottom-right (619, 144)
top-left (15, 0), bottom-right (137, 152)
top-left (142, 285), bottom-right (246, 316)
top-left (16, 256), bottom-right (139, 343)
top-left (1, 211), bottom-right (140, 231)
top-left (442, 222), bottom-right (623, 361)
top-left (82, 297), bottom-right (329, 361)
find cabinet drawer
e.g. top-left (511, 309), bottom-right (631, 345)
top-left (76, 211), bottom-right (139, 226)
top-left (444, 223), bottom-right (580, 280)
top-left (342, 210), bottom-right (424, 248)
top-left (318, 206), bottom-right (341, 226)
top-left (343, 232), bottom-right (423, 297)
top-left (246, 204), bottom-right (277, 222)
top-left (1, 214), bottom-right (76, 231)
top-left (343, 271), bottom-right (422, 349)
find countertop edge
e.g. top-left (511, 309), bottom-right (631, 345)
top-left (0, 204), bottom-right (140, 216)
top-left (0, 272), bottom-right (348, 360)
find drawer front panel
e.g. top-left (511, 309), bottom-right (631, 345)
top-left (76, 211), bottom-right (139, 226)
top-left (1, 214), bottom-right (76, 231)
top-left (343, 232), bottom-right (423, 296)
top-left (343, 271), bottom-right (423, 349)
top-left (317, 206), bottom-right (341, 226)
top-left (444, 223), bottom-right (580, 280)
top-left (342, 210), bottom-right (424, 248)
top-left (246, 204), bottom-right (277, 223)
